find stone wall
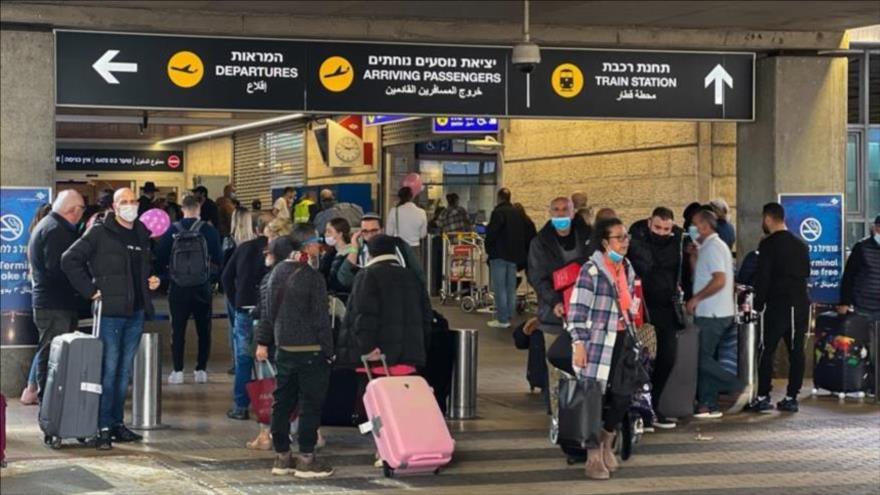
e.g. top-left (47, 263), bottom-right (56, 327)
top-left (502, 119), bottom-right (736, 228)
top-left (184, 137), bottom-right (233, 189)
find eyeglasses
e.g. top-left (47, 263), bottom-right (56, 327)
top-left (607, 234), bottom-right (631, 242)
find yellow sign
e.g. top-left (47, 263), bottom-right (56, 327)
top-left (319, 56), bottom-right (354, 92)
top-left (167, 51), bottom-right (204, 88)
top-left (551, 63), bottom-right (583, 98)
top-left (435, 117), bottom-right (449, 126)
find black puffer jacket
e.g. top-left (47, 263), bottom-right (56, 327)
top-left (526, 215), bottom-right (593, 330)
top-left (628, 219), bottom-right (685, 327)
top-left (61, 213), bottom-right (155, 318)
top-left (840, 236), bottom-right (880, 312)
top-left (337, 256), bottom-right (432, 367)
top-left (29, 212), bottom-right (81, 311)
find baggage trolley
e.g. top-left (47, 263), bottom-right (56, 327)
top-left (440, 232), bottom-right (491, 313)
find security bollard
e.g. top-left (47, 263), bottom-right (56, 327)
top-left (131, 332), bottom-right (164, 430)
top-left (736, 289), bottom-right (758, 402)
top-left (447, 328), bottom-right (478, 420)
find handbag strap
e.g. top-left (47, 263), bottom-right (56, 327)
top-left (675, 233), bottom-right (685, 302)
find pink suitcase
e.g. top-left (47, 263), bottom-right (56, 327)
top-left (358, 355), bottom-right (454, 477)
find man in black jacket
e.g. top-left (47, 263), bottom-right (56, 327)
top-left (838, 215), bottom-right (880, 321)
top-left (339, 234), bottom-right (432, 369)
top-left (335, 213), bottom-right (424, 289)
top-left (527, 197), bottom-right (593, 417)
top-left (28, 190), bottom-right (86, 400)
top-left (748, 202), bottom-right (811, 413)
top-left (527, 197), bottom-right (593, 334)
top-left (221, 228), bottom-right (269, 420)
top-left (155, 195), bottom-right (222, 386)
top-left (485, 188), bottom-right (535, 329)
top-left (628, 206), bottom-right (684, 428)
top-left (62, 188), bottom-right (160, 450)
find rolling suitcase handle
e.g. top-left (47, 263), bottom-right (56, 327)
top-left (92, 299), bottom-right (102, 338)
top-left (360, 353), bottom-right (391, 381)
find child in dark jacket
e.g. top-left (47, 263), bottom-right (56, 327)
top-left (255, 224), bottom-right (334, 479)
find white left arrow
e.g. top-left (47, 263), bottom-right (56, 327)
top-left (704, 64), bottom-right (733, 105)
top-left (92, 50), bottom-right (138, 84)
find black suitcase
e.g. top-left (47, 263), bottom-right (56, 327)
top-left (39, 301), bottom-right (104, 449)
top-left (813, 312), bottom-right (871, 394)
top-left (424, 310), bottom-right (455, 414)
top-left (512, 322), bottom-right (549, 392)
top-left (656, 318), bottom-right (699, 419)
top-left (321, 367), bottom-right (365, 427)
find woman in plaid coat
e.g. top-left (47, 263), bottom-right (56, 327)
top-left (566, 217), bottom-right (639, 480)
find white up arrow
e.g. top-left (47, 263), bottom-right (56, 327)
top-left (92, 50), bottom-right (138, 84)
top-left (704, 64), bottom-right (733, 105)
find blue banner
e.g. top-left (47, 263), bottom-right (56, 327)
top-left (778, 193), bottom-right (844, 304)
top-left (364, 115), bottom-right (419, 126)
top-left (432, 116), bottom-right (499, 134)
top-left (1, 187), bottom-right (52, 312)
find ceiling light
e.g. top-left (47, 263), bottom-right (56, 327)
top-left (155, 113), bottom-right (304, 145)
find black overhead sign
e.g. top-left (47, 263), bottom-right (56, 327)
top-left (508, 48), bottom-right (753, 120)
top-left (55, 30), bottom-right (754, 121)
top-left (56, 148), bottom-right (184, 172)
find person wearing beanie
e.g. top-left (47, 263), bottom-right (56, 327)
top-left (337, 234), bottom-right (432, 370)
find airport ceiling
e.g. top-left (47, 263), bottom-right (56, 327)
top-left (31, 0), bottom-right (880, 32)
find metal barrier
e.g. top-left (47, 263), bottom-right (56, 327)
top-left (447, 328), bottom-right (479, 420)
top-left (736, 287), bottom-right (758, 402)
top-left (131, 332), bottom-right (164, 430)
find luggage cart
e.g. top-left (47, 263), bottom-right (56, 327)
top-left (440, 232), bottom-right (491, 313)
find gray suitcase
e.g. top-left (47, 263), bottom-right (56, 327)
top-left (656, 317), bottom-right (699, 419)
top-left (39, 301), bottom-right (104, 449)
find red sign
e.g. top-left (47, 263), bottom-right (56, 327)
top-left (338, 115), bottom-right (363, 138)
top-left (167, 155), bottom-right (180, 169)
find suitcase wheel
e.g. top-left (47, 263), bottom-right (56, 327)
top-left (76, 437), bottom-right (89, 445)
top-left (838, 392), bottom-right (846, 400)
top-left (566, 456), bottom-right (580, 465)
top-left (44, 435), bottom-right (62, 450)
top-left (433, 468), bottom-right (441, 475)
top-left (382, 461), bottom-right (394, 478)
top-left (460, 296), bottom-right (476, 313)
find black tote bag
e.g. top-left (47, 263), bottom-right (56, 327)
top-left (557, 374), bottom-right (604, 449)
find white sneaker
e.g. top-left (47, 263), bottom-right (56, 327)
top-left (487, 319), bottom-right (511, 329)
top-left (194, 370), bottom-right (208, 384)
top-left (168, 371), bottom-right (184, 385)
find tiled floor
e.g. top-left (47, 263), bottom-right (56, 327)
top-left (2, 298), bottom-right (879, 494)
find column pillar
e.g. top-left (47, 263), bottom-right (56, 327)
top-left (736, 56), bottom-right (846, 258)
top-left (0, 27), bottom-right (56, 395)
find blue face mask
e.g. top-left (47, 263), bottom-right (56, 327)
top-left (688, 225), bottom-right (700, 240)
top-left (551, 216), bottom-right (572, 231)
top-left (608, 249), bottom-right (625, 263)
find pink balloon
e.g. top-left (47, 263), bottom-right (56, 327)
top-left (140, 208), bottom-right (171, 238)
top-left (402, 173), bottom-right (423, 196)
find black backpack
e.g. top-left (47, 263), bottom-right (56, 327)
top-left (170, 221), bottom-right (210, 287)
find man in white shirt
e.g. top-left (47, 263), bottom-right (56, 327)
top-left (272, 187), bottom-right (295, 220)
top-left (686, 208), bottom-right (750, 419)
top-left (385, 186), bottom-right (427, 263)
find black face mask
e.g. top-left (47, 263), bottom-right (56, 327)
top-left (649, 231), bottom-right (673, 245)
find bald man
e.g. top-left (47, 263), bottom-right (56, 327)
top-left (63, 187), bottom-right (160, 450)
top-left (28, 189), bottom-right (86, 401)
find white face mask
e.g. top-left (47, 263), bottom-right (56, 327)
top-left (117, 204), bottom-right (138, 223)
top-left (324, 235), bottom-right (337, 247)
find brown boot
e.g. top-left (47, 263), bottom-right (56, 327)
top-left (585, 448), bottom-right (610, 480)
top-left (601, 429), bottom-right (619, 472)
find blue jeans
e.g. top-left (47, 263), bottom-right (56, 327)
top-left (27, 354), bottom-right (38, 384)
top-left (225, 297), bottom-right (236, 368)
top-left (490, 259), bottom-right (517, 324)
top-left (232, 309), bottom-right (255, 409)
top-left (696, 316), bottom-right (742, 409)
top-left (98, 311), bottom-right (145, 430)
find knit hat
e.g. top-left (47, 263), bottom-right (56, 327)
top-left (874, 214), bottom-right (880, 226)
top-left (367, 234), bottom-right (397, 258)
top-left (268, 236), bottom-right (296, 264)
